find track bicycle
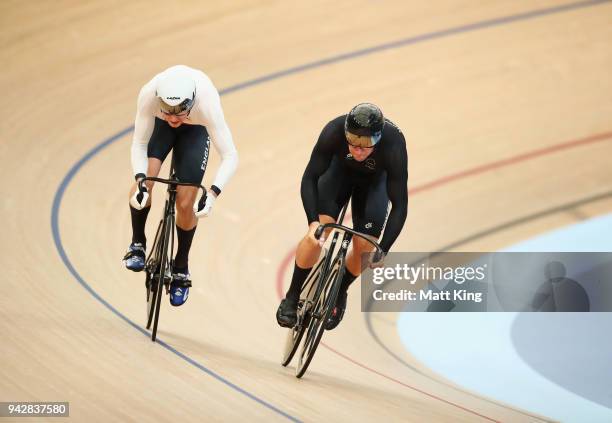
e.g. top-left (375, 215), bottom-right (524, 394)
top-left (281, 201), bottom-right (384, 378)
top-left (139, 156), bottom-right (206, 342)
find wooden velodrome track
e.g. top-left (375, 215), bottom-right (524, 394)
top-left (1, 1), bottom-right (611, 421)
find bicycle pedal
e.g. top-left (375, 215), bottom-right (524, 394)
top-left (296, 313), bottom-right (307, 327)
top-left (151, 268), bottom-right (172, 281)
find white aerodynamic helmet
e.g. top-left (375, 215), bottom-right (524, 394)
top-left (156, 67), bottom-right (196, 115)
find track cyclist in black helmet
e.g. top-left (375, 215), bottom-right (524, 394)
top-left (276, 103), bottom-right (408, 330)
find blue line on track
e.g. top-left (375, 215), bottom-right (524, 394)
top-left (50, 0), bottom-right (609, 420)
top-left (219, 0), bottom-right (610, 95)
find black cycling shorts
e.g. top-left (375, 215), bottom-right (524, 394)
top-left (147, 118), bottom-right (211, 184)
top-left (317, 157), bottom-right (389, 237)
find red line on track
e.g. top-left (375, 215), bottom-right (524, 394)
top-left (410, 131), bottom-right (612, 194)
top-left (275, 131), bottom-right (612, 420)
top-left (323, 343), bottom-right (501, 422)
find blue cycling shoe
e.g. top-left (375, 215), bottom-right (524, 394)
top-left (123, 243), bottom-right (146, 272)
top-left (170, 269), bottom-right (192, 307)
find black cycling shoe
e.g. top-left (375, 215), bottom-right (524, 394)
top-left (276, 298), bottom-right (298, 328)
top-left (325, 290), bottom-right (348, 330)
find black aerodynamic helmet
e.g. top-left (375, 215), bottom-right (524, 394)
top-left (344, 103), bottom-right (385, 148)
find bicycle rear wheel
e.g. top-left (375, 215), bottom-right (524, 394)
top-left (295, 257), bottom-right (345, 378)
top-left (281, 258), bottom-right (324, 366)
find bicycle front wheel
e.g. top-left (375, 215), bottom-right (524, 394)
top-left (145, 266), bottom-right (157, 329)
top-left (150, 216), bottom-right (172, 342)
top-left (281, 256), bottom-right (325, 366)
top-left (145, 219), bottom-right (164, 329)
top-left (295, 257), bottom-right (345, 378)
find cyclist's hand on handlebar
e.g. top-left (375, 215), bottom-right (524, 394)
top-left (368, 250), bottom-right (386, 269)
top-left (194, 189), bottom-right (216, 218)
top-left (308, 221), bottom-right (325, 246)
top-left (130, 175), bottom-right (149, 210)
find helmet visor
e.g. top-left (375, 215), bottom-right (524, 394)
top-left (159, 98), bottom-right (193, 116)
top-left (345, 130), bottom-right (381, 148)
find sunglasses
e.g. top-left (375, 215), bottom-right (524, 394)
top-left (345, 131), bottom-right (381, 148)
top-left (159, 98), bottom-right (193, 117)
top-left (160, 109), bottom-right (190, 118)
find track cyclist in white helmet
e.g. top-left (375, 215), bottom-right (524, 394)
top-left (123, 65), bottom-right (238, 307)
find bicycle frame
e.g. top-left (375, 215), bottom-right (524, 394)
top-left (142, 156), bottom-right (206, 342)
top-left (301, 217), bottom-right (353, 320)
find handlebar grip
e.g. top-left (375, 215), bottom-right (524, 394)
top-left (372, 249), bottom-right (385, 263)
top-left (314, 225), bottom-right (324, 240)
top-left (197, 191), bottom-right (207, 212)
top-left (136, 180), bottom-right (148, 205)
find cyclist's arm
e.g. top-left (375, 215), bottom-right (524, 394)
top-left (131, 81), bottom-right (157, 178)
top-left (379, 137), bottom-right (408, 253)
top-left (202, 89), bottom-right (238, 195)
top-left (301, 122), bottom-right (336, 223)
